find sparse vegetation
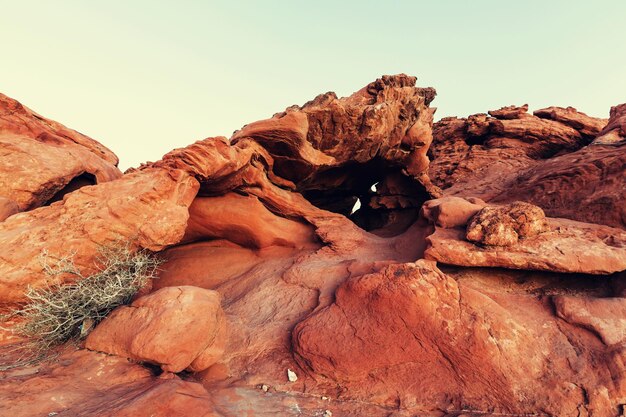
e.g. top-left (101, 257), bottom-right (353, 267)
top-left (0, 244), bottom-right (161, 369)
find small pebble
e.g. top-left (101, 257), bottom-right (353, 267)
top-left (287, 368), bottom-right (298, 382)
top-left (321, 396), bottom-right (329, 401)
top-left (323, 410), bottom-right (332, 417)
top-left (261, 384), bottom-right (269, 392)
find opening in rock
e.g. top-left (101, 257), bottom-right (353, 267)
top-left (350, 198), bottom-right (361, 215)
top-left (44, 172), bottom-right (97, 206)
top-left (298, 160), bottom-right (432, 235)
top-left (141, 362), bottom-right (164, 377)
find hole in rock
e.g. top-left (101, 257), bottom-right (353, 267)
top-left (44, 172), bottom-right (97, 206)
top-left (298, 159), bottom-right (431, 236)
top-left (350, 198), bottom-right (361, 215)
top-left (464, 134), bottom-right (488, 146)
top-left (141, 362), bottom-right (164, 376)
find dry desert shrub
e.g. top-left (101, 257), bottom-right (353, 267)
top-left (0, 244), bottom-right (161, 369)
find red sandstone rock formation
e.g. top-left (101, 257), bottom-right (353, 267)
top-left (425, 201), bottom-right (626, 274)
top-left (491, 104), bottom-right (626, 229)
top-left (293, 260), bottom-right (622, 416)
top-left (0, 350), bottom-right (216, 417)
top-left (1, 77), bottom-right (626, 417)
top-left (85, 286), bottom-right (227, 373)
top-left (420, 195), bottom-right (486, 228)
top-left (429, 103), bottom-right (626, 230)
top-left (0, 93), bottom-right (121, 212)
top-left (0, 168), bottom-right (198, 304)
top-left (465, 201), bottom-right (550, 246)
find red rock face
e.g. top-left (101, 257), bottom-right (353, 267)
top-left (0, 349), bottom-right (217, 417)
top-left (0, 93), bottom-right (122, 211)
top-left (429, 104), bottom-right (606, 193)
top-left (0, 168), bottom-right (198, 305)
top-left (492, 143), bottom-right (626, 229)
top-left (429, 103), bottom-right (626, 230)
top-left (426, 214), bottom-right (626, 274)
top-left (293, 261), bottom-right (622, 416)
top-left (1, 78), bottom-right (626, 417)
top-left (182, 194), bottom-right (317, 249)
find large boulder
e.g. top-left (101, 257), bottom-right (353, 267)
top-left (465, 201), bottom-right (549, 246)
top-left (0, 93), bottom-right (122, 211)
top-left (86, 286), bottom-right (227, 373)
top-left (293, 261), bottom-right (623, 416)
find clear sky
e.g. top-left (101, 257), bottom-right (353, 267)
top-left (1, 1), bottom-right (624, 170)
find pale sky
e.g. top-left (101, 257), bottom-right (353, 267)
top-left (1, 1), bottom-right (625, 170)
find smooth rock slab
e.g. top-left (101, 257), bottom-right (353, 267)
top-left (86, 286), bottom-right (227, 373)
top-left (425, 218), bottom-right (626, 274)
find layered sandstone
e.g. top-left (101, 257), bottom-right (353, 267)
top-left (428, 104), bottom-right (606, 194)
top-left (0, 75), bottom-right (437, 306)
top-left (1, 78), bottom-right (625, 417)
top-left (492, 104), bottom-right (626, 228)
top-left (426, 211), bottom-right (626, 274)
top-left (0, 93), bottom-right (121, 212)
top-left (429, 103), bottom-right (626, 230)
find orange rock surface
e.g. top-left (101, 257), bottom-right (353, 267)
top-left (85, 286), bottom-right (227, 373)
top-left (426, 215), bottom-right (626, 274)
top-left (429, 103), bottom-right (626, 230)
top-left (0, 196), bottom-right (19, 221)
top-left (1, 77), bottom-right (626, 416)
top-left (293, 260), bottom-right (620, 416)
top-left (0, 93), bottom-right (121, 211)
